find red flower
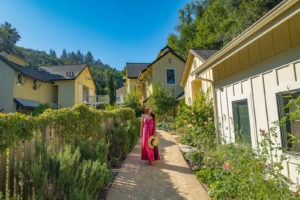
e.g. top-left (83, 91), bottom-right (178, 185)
top-left (207, 157), bottom-right (212, 161)
top-left (260, 129), bottom-right (266, 134)
top-left (204, 122), bottom-right (208, 125)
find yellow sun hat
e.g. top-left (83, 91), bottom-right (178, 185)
top-left (148, 135), bottom-right (159, 149)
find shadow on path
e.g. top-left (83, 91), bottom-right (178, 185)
top-left (106, 130), bottom-right (208, 200)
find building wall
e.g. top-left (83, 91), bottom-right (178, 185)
top-left (75, 67), bottom-right (96, 104)
top-left (151, 52), bottom-right (185, 97)
top-left (56, 80), bottom-right (75, 108)
top-left (13, 72), bottom-right (57, 105)
top-left (184, 56), bottom-right (213, 105)
top-left (0, 60), bottom-right (15, 112)
top-left (116, 86), bottom-right (126, 104)
top-left (126, 78), bottom-right (144, 96)
top-left (214, 45), bottom-right (300, 186)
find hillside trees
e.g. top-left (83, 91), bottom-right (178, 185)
top-left (168, 0), bottom-right (282, 59)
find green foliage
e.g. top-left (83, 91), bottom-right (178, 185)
top-left (148, 82), bottom-right (176, 118)
top-left (108, 72), bottom-right (116, 105)
top-left (31, 104), bottom-right (51, 116)
top-left (123, 86), bottom-right (144, 117)
top-left (193, 124), bottom-right (299, 199)
top-left (168, 0), bottom-right (282, 58)
top-left (0, 22), bottom-right (21, 53)
top-left (106, 119), bottom-right (140, 166)
top-left (177, 89), bottom-right (215, 151)
top-left (19, 142), bottom-right (112, 200)
top-left (0, 104), bottom-right (136, 153)
top-left (184, 150), bottom-right (204, 166)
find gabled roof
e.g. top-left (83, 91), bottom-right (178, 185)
top-left (126, 63), bottom-right (149, 79)
top-left (138, 48), bottom-right (185, 80)
top-left (180, 48), bottom-right (219, 86)
top-left (0, 55), bottom-right (60, 82)
top-left (191, 49), bottom-right (219, 61)
top-left (0, 55), bottom-right (89, 82)
top-left (40, 64), bottom-right (87, 80)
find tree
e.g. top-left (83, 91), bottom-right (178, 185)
top-left (107, 72), bottom-right (116, 105)
top-left (49, 49), bottom-right (57, 58)
top-left (149, 83), bottom-right (176, 119)
top-left (123, 86), bottom-right (143, 116)
top-left (61, 49), bottom-right (68, 60)
top-left (0, 22), bottom-right (21, 52)
top-left (76, 50), bottom-right (83, 63)
top-left (85, 51), bottom-right (94, 64)
top-left (167, 0), bottom-right (282, 59)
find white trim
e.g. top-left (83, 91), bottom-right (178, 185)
top-left (166, 68), bottom-right (176, 85)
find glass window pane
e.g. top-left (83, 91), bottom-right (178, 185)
top-left (277, 91), bottom-right (300, 153)
top-left (232, 100), bottom-right (252, 146)
top-left (167, 69), bottom-right (175, 84)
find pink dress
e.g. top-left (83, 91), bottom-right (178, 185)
top-left (141, 116), bottom-right (160, 162)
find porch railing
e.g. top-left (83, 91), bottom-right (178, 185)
top-left (83, 95), bottom-right (109, 105)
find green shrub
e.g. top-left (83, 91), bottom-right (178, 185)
top-left (123, 86), bottom-right (144, 117)
top-left (177, 89), bottom-right (215, 151)
top-left (148, 82), bottom-right (176, 119)
top-left (195, 143), bottom-right (297, 199)
top-left (19, 142), bottom-right (112, 200)
top-left (106, 119), bottom-right (140, 163)
top-left (31, 104), bottom-right (51, 116)
top-left (184, 150), bottom-right (204, 166)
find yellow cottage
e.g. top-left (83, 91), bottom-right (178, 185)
top-left (0, 52), bottom-right (98, 113)
top-left (125, 46), bottom-right (186, 103)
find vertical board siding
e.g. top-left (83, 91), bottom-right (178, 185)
top-left (216, 59), bottom-right (300, 186)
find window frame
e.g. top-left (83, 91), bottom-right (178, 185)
top-left (17, 73), bottom-right (23, 86)
top-left (166, 68), bottom-right (176, 85)
top-left (232, 99), bottom-right (252, 146)
top-left (276, 89), bottom-right (300, 155)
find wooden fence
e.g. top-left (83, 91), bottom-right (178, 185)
top-left (0, 118), bottom-right (114, 198)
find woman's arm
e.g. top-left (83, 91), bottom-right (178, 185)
top-left (140, 115), bottom-right (144, 138)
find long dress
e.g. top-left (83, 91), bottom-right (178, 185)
top-left (141, 116), bottom-right (160, 162)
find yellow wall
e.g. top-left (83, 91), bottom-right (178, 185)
top-left (7, 54), bottom-right (26, 66)
top-left (56, 80), bottom-right (75, 108)
top-left (13, 72), bottom-right (57, 105)
top-left (74, 67), bottom-right (96, 104)
top-left (126, 78), bottom-right (144, 96)
top-left (150, 52), bottom-right (185, 97)
top-left (0, 60), bottom-right (15, 112)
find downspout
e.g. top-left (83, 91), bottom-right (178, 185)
top-left (195, 76), bottom-right (220, 144)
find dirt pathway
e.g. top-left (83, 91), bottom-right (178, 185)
top-left (106, 130), bottom-right (209, 200)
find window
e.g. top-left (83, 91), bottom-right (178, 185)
top-left (33, 80), bottom-right (37, 90)
top-left (17, 73), bottom-right (23, 85)
top-left (166, 69), bottom-right (175, 85)
top-left (232, 100), bottom-right (252, 146)
top-left (277, 90), bottom-right (300, 153)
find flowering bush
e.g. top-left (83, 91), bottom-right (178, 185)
top-left (177, 89), bottom-right (215, 150)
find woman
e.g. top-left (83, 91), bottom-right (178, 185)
top-left (140, 106), bottom-right (160, 165)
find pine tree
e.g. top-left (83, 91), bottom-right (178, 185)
top-left (108, 72), bottom-right (116, 105)
top-left (61, 49), bottom-right (68, 60)
top-left (85, 51), bottom-right (94, 64)
top-left (0, 22), bottom-right (21, 53)
top-left (49, 49), bottom-right (57, 58)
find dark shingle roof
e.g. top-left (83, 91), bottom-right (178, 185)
top-left (191, 49), bottom-right (219, 61)
top-left (0, 55), bottom-right (88, 82)
top-left (126, 63), bottom-right (149, 78)
top-left (40, 64), bottom-right (87, 80)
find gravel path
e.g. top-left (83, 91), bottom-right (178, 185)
top-left (106, 130), bottom-right (209, 200)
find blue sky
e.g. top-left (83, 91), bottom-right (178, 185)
top-left (1, 0), bottom-right (190, 70)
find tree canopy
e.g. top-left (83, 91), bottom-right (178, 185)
top-left (167, 0), bottom-right (282, 59)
